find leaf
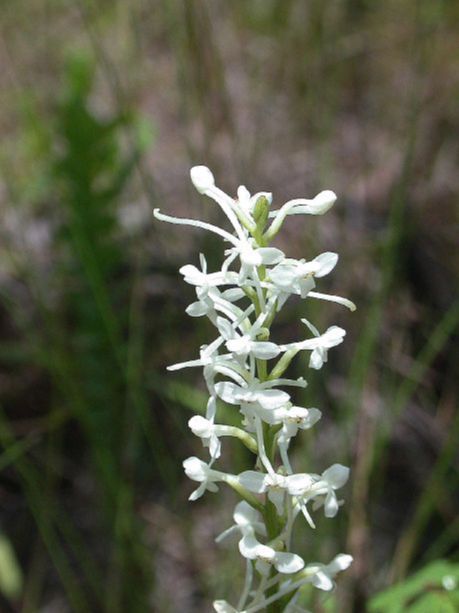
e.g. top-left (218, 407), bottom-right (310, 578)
top-left (408, 592), bottom-right (457, 613)
top-left (369, 560), bottom-right (459, 613)
top-left (0, 533), bottom-right (23, 600)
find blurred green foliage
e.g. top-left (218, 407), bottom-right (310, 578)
top-left (0, 51), bottom-right (161, 612)
top-left (369, 560), bottom-right (459, 613)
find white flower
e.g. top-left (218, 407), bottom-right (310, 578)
top-left (188, 167), bottom-right (284, 282)
top-left (226, 334), bottom-right (280, 360)
top-left (188, 167), bottom-right (284, 281)
top-left (238, 471), bottom-right (315, 515)
top-left (190, 165), bottom-right (215, 193)
top-left (239, 534), bottom-right (304, 576)
top-left (224, 239), bottom-right (284, 282)
top-left (260, 405), bottom-right (322, 443)
top-left (188, 415), bottom-right (222, 459)
top-left (270, 190), bottom-right (337, 219)
top-left (215, 380), bottom-right (291, 410)
top-left (190, 164), bottom-right (252, 226)
top-left (183, 456), bottom-right (226, 501)
top-left (267, 254), bottom-right (355, 312)
top-left (187, 286), bottom-right (245, 320)
top-left (216, 314), bottom-right (281, 361)
top-left (281, 323), bottom-right (346, 370)
top-left (265, 191), bottom-right (337, 240)
top-left (216, 500), bottom-right (266, 543)
top-left (270, 253), bottom-right (338, 296)
top-left (307, 326), bottom-right (346, 370)
top-left (180, 263), bottom-right (239, 289)
top-left (305, 553), bottom-right (353, 591)
top-left (308, 464), bottom-right (350, 518)
top-left (189, 165), bottom-right (249, 241)
top-left (182, 254), bottom-right (245, 321)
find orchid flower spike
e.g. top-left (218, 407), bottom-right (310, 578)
top-left (155, 166), bottom-right (355, 611)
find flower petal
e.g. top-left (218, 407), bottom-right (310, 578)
top-left (238, 534), bottom-right (260, 560)
top-left (311, 569), bottom-right (334, 591)
top-left (285, 190), bottom-right (336, 216)
top-left (216, 316), bottom-right (235, 341)
top-left (251, 342), bottom-right (281, 360)
top-left (189, 482), bottom-right (208, 501)
top-left (267, 488), bottom-right (285, 515)
top-left (324, 491), bottom-right (339, 518)
top-left (183, 456), bottom-right (208, 481)
top-left (328, 554), bottom-right (353, 574)
top-left (322, 326), bottom-right (346, 348)
top-left (257, 247), bottom-right (285, 265)
top-left (186, 301), bottom-right (209, 317)
top-left (256, 388), bottom-right (290, 409)
top-left (274, 552), bottom-right (305, 574)
top-left (312, 252), bottom-right (338, 277)
top-left (190, 165), bottom-right (215, 193)
top-left (323, 464), bottom-right (350, 489)
top-left (238, 471), bottom-right (268, 493)
top-left (215, 381), bottom-right (241, 405)
top-left (180, 264), bottom-right (204, 285)
top-left (309, 348), bottom-right (325, 370)
top-left (285, 473), bottom-right (314, 495)
top-left (233, 501), bottom-right (260, 527)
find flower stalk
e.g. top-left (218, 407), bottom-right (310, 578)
top-left (155, 166), bottom-right (355, 612)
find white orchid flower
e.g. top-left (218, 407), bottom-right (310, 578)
top-left (281, 322), bottom-right (346, 370)
top-left (277, 406), bottom-right (322, 443)
top-left (180, 263), bottom-right (239, 289)
top-left (239, 533), bottom-right (305, 576)
top-left (184, 254), bottom-right (245, 321)
top-left (190, 165), bottom-right (258, 235)
top-left (215, 379), bottom-right (291, 410)
top-left (216, 500), bottom-right (266, 544)
top-left (183, 456), bottom-right (227, 501)
top-left (215, 313), bottom-right (281, 362)
top-left (188, 414), bottom-right (259, 460)
top-left (187, 166), bottom-right (286, 285)
top-left (270, 252), bottom-right (337, 295)
top-left (267, 253), bottom-right (346, 311)
top-left (268, 189), bottom-right (337, 221)
top-left (187, 286), bottom-right (245, 320)
top-left (189, 165), bottom-right (216, 193)
top-left (307, 464), bottom-right (350, 518)
top-left (304, 554), bottom-right (353, 591)
top-left (190, 165), bottom-right (249, 241)
top-left (225, 238), bottom-right (285, 283)
top-left (188, 415), bottom-right (222, 459)
top-left (238, 470), bottom-right (315, 515)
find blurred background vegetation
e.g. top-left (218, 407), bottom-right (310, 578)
top-left (0, 1), bottom-right (458, 611)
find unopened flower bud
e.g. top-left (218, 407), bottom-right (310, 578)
top-left (253, 194), bottom-right (270, 228)
top-left (190, 165), bottom-right (215, 194)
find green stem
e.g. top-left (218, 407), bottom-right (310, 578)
top-left (245, 210), bottom-right (290, 613)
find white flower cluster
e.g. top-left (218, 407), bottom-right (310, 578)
top-left (154, 166), bottom-right (355, 612)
